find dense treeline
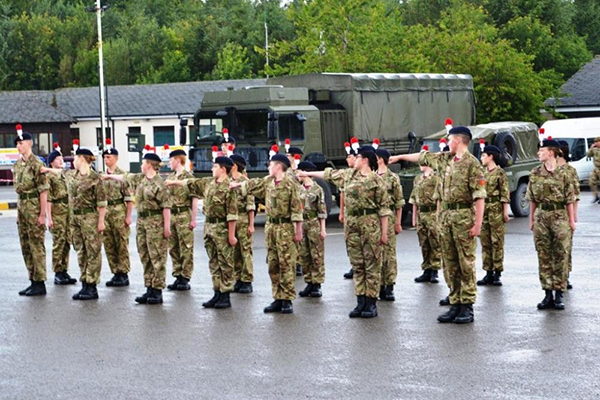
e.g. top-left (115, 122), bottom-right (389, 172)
top-left (0, 0), bottom-right (597, 123)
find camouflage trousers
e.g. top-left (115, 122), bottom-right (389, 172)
top-left (480, 204), bottom-right (506, 272)
top-left (49, 203), bottom-right (70, 273)
top-left (103, 204), bottom-right (130, 275)
top-left (17, 198), bottom-right (47, 282)
top-left (381, 214), bottom-right (398, 286)
top-left (265, 222), bottom-right (297, 301)
top-left (169, 210), bottom-right (194, 279)
top-left (137, 215), bottom-right (167, 290)
top-left (234, 216), bottom-right (254, 283)
top-left (346, 215), bottom-right (382, 298)
top-left (533, 209), bottom-right (570, 291)
top-left (440, 209), bottom-right (477, 305)
top-left (299, 218), bottom-right (325, 284)
top-left (71, 212), bottom-right (102, 285)
top-left (590, 168), bottom-right (600, 195)
top-left (204, 221), bottom-right (235, 293)
top-left (416, 210), bottom-right (442, 271)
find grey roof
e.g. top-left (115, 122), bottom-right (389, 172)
top-left (0, 79), bottom-right (266, 124)
top-left (548, 56), bottom-right (600, 108)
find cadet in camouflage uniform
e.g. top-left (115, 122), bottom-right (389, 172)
top-left (587, 137), bottom-right (600, 203)
top-left (376, 148), bottom-right (404, 301)
top-left (410, 166), bottom-right (443, 284)
top-left (103, 148), bottom-right (134, 288)
top-left (286, 146), bottom-right (304, 277)
top-left (477, 146), bottom-right (510, 287)
top-left (230, 154), bottom-right (255, 294)
top-left (391, 127), bottom-right (486, 324)
top-left (300, 145), bottom-right (391, 318)
top-left (231, 154), bottom-right (303, 314)
top-left (43, 148), bottom-right (107, 300)
top-left (14, 131), bottom-right (49, 296)
top-left (165, 150), bottom-right (199, 291)
top-left (169, 156), bottom-right (239, 309)
top-left (46, 150), bottom-right (77, 286)
top-left (558, 140), bottom-right (580, 290)
top-left (103, 152), bottom-right (172, 305)
top-left (296, 161), bottom-right (327, 299)
top-left (526, 139), bottom-right (576, 310)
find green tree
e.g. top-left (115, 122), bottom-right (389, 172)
top-left (211, 42), bottom-right (252, 80)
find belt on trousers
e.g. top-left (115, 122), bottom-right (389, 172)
top-left (538, 202), bottom-right (566, 211)
top-left (268, 217), bottom-right (291, 224)
top-left (303, 210), bottom-right (318, 219)
top-left (107, 198), bottom-right (125, 206)
top-left (485, 196), bottom-right (500, 204)
top-left (206, 216), bottom-right (227, 224)
top-left (73, 207), bottom-right (95, 215)
top-left (51, 197), bottom-right (68, 204)
top-left (171, 206), bottom-right (190, 215)
top-left (347, 208), bottom-right (377, 217)
top-left (18, 192), bottom-right (38, 200)
top-left (138, 209), bottom-right (162, 218)
top-left (442, 202), bottom-right (472, 211)
top-left (419, 204), bottom-right (436, 213)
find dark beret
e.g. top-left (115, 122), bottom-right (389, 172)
top-left (448, 126), bottom-right (472, 139)
top-left (220, 136), bottom-right (236, 145)
top-left (76, 148), bottom-right (94, 157)
top-left (375, 148), bottom-right (391, 160)
top-left (169, 149), bottom-right (186, 158)
top-left (47, 150), bottom-right (62, 166)
top-left (358, 145), bottom-right (376, 155)
top-left (143, 153), bottom-right (162, 163)
top-left (14, 132), bottom-right (33, 145)
top-left (539, 139), bottom-right (560, 149)
top-left (230, 154), bottom-right (246, 167)
top-left (103, 148), bottom-right (119, 156)
top-left (482, 145), bottom-right (501, 155)
top-left (287, 146), bottom-right (304, 155)
top-left (271, 153), bottom-right (291, 168)
top-left (297, 161), bottom-right (317, 171)
top-left (214, 156), bottom-right (234, 167)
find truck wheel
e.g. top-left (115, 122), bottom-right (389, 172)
top-left (510, 181), bottom-right (530, 217)
top-left (494, 131), bottom-right (518, 166)
top-left (315, 178), bottom-right (333, 216)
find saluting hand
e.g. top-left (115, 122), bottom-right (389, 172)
top-left (229, 182), bottom-right (242, 190)
top-left (165, 180), bottom-right (183, 187)
top-left (40, 167), bottom-right (49, 174)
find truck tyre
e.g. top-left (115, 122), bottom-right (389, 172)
top-left (494, 131), bottom-right (518, 166)
top-left (510, 181), bottom-right (530, 217)
top-left (315, 178), bottom-right (333, 216)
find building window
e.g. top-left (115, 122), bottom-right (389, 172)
top-left (96, 127), bottom-right (112, 148)
top-left (153, 126), bottom-right (175, 147)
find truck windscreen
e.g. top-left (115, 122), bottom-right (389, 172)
top-left (235, 110), bottom-right (268, 141)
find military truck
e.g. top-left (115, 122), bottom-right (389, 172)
top-left (190, 73), bottom-right (476, 212)
top-left (398, 121), bottom-right (541, 219)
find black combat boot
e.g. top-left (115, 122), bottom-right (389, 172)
top-left (296, 264), bottom-right (303, 277)
top-left (147, 288), bottom-right (163, 305)
top-left (63, 271), bottom-right (77, 285)
top-left (19, 280), bottom-right (33, 296)
top-left (477, 271), bottom-right (494, 286)
top-left (264, 300), bottom-right (282, 313)
top-left (379, 285), bottom-right (386, 300)
top-left (106, 274), bottom-right (118, 287)
top-left (343, 269), bottom-right (354, 279)
top-left (414, 269), bottom-right (432, 283)
top-left (439, 296), bottom-right (450, 306)
top-left (554, 290), bottom-right (565, 310)
top-left (537, 290), bottom-right (554, 309)
top-left (299, 283), bottom-right (314, 297)
top-left (135, 287), bottom-right (152, 304)
top-left (176, 277), bottom-right (190, 291)
top-left (72, 282), bottom-right (88, 300)
top-left (453, 304), bottom-right (474, 324)
top-left (215, 292), bottom-right (231, 309)
top-left (239, 282), bottom-right (253, 294)
top-left (79, 284), bottom-right (98, 300)
top-left (438, 304), bottom-right (461, 323)
top-left (108, 273), bottom-right (129, 287)
top-left (25, 281), bottom-right (47, 296)
top-left (430, 270), bottom-right (439, 283)
top-left (567, 280), bottom-right (573, 290)
top-left (233, 280), bottom-right (243, 293)
top-left (202, 291), bottom-right (221, 308)
top-left (349, 296), bottom-right (366, 318)
top-left (361, 297), bottom-right (378, 318)
top-left (492, 271), bottom-right (503, 286)
top-left (382, 285), bottom-right (395, 301)
top-left (167, 276), bottom-right (182, 290)
top-left (280, 300), bottom-right (293, 314)
top-left (55, 271), bottom-right (76, 285)
top-left (310, 283), bottom-right (322, 298)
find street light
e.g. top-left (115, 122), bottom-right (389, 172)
top-left (86, 1), bottom-right (110, 170)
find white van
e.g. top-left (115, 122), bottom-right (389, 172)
top-left (540, 118), bottom-right (600, 183)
